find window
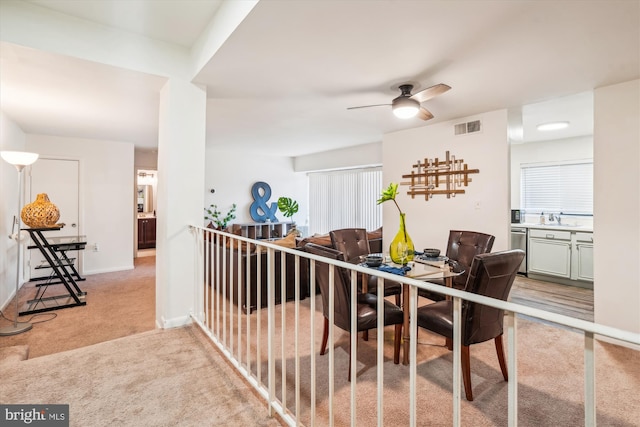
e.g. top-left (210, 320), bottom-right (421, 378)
top-left (308, 167), bottom-right (382, 234)
top-left (521, 161), bottom-right (593, 215)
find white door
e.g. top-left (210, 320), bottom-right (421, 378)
top-left (28, 158), bottom-right (80, 278)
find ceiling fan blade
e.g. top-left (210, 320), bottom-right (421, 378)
top-left (347, 103), bottom-right (391, 110)
top-left (417, 107), bottom-right (434, 121)
top-left (410, 83), bottom-right (451, 104)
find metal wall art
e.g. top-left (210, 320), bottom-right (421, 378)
top-left (401, 150), bottom-right (479, 200)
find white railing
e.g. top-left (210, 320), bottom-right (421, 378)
top-left (189, 225), bottom-right (639, 427)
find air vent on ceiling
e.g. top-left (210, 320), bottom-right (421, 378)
top-left (454, 119), bottom-right (482, 135)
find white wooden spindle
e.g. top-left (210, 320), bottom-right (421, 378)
top-left (453, 297), bottom-right (461, 426)
top-left (584, 331), bottom-right (596, 426)
top-left (507, 311), bottom-right (518, 427)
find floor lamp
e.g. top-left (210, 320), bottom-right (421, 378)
top-left (0, 150), bottom-right (39, 336)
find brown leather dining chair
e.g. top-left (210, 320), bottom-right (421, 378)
top-left (304, 242), bottom-right (404, 380)
top-left (416, 249), bottom-right (525, 401)
top-left (419, 230), bottom-right (495, 302)
top-left (329, 228), bottom-right (402, 305)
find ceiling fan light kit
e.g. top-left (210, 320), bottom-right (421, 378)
top-left (392, 97), bottom-right (420, 119)
top-left (348, 82), bottom-right (451, 121)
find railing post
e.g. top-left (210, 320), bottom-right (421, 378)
top-left (409, 284), bottom-right (418, 427)
top-left (281, 251), bottom-right (287, 412)
top-left (267, 247), bottom-right (276, 417)
top-left (204, 230), bottom-right (208, 328)
top-left (229, 240), bottom-right (235, 356)
top-left (377, 276), bottom-right (384, 427)
top-left (216, 232), bottom-right (221, 339)
top-left (328, 264), bottom-right (335, 427)
top-left (295, 255), bottom-right (301, 424)
top-left (246, 244), bottom-right (251, 371)
top-left (257, 246), bottom-right (262, 385)
top-left (350, 269), bottom-right (357, 427)
top-left (584, 331), bottom-right (596, 427)
top-left (236, 244), bottom-right (242, 362)
top-left (507, 311), bottom-right (518, 427)
top-left (453, 296), bottom-right (462, 426)
top-left (222, 235), bottom-right (227, 347)
top-left (310, 260), bottom-right (317, 425)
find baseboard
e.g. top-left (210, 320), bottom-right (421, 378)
top-left (158, 315), bottom-right (192, 329)
top-left (527, 273), bottom-right (593, 289)
top-left (0, 284), bottom-right (22, 313)
top-left (0, 293), bottom-right (15, 313)
top-left (83, 265), bottom-right (135, 275)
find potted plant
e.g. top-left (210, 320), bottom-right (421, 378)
top-left (204, 203), bottom-right (237, 230)
top-left (277, 196), bottom-right (300, 236)
top-left (377, 183), bottom-right (414, 264)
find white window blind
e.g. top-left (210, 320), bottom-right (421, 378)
top-left (521, 161), bottom-right (593, 215)
top-left (308, 167), bottom-right (382, 234)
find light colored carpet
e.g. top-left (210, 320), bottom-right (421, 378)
top-left (0, 344), bottom-right (29, 368)
top-left (0, 325), bottom-right (280, 427)
top-left (0, 256), bottom-right (156, 358)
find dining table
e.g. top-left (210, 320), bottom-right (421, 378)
top-left (359, 256), bottom-right (462, 365)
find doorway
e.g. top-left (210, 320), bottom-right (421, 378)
top-left (135, 169), bottom-right (157, 258)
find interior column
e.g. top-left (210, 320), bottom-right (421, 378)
top-left (155, 78), bottom-right (206, 328)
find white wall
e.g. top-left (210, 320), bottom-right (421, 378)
top-left (510, 135), bottom-right (593, 209)
top-left (26, 134), bottom-right (134, 275)
top-left (205, 148), bottom-right (308, 227)
top-left (294, 142), bottom-right (382, 172)
top-left (0, 111), bottom-right (27, 310)
top-left (593, 79), bottom-right (640, 336)
top-left (382, 110), bottom-right (510, 253)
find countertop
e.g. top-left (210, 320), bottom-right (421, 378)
top-left (512, 223), bottom-right (593, 232)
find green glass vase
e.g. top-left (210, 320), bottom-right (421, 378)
top-left (389, 213), bottom-right (415, 265)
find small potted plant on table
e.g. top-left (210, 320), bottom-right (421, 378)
top-left (277, 197), bottom-right (300, 236)
top-left (204, 203), bottom-right (237, 230)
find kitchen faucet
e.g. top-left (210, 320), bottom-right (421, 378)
top-left (548, 212), bottom-right (562, 224)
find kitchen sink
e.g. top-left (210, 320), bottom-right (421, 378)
top-left (536, 223), bottom-right (578, 227)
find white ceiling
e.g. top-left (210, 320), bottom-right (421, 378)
top-left (26, 0), bottom-right (224, 48)
top-left (1, 1), bottom-right (638, 156)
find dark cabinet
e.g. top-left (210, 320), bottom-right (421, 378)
top-left (138, 217), bottom-right (156, 249)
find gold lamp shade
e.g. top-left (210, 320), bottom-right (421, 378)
top-left (21, 193), bottom-right (60, 228)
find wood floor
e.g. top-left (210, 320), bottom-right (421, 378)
top-left (510, 274), bottom-right (594, 323)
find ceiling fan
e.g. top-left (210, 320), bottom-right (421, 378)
top-left (348, 83), bottom-right (451, 120)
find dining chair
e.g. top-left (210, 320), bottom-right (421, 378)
top-left (304, 242), bottom-right (404, 380)
top-left (416, 249), bottom-right (525, 401)
top-left (329, 228), bottom-right (402, 305)
top-left (419, 230), bottom-right (495, 302)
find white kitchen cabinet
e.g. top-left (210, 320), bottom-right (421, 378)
top-left (527, 227), bottom-right (593, 286)
top-left (528, 230), bottom-right (572, 278)
top-left (573, 232), bottom-right (594, 281)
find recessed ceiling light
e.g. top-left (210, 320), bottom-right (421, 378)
top-left (536, 121), bottom-right (570, 131)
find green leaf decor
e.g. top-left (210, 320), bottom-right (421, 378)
top-left (277, 197), bottom-right (299, 218)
